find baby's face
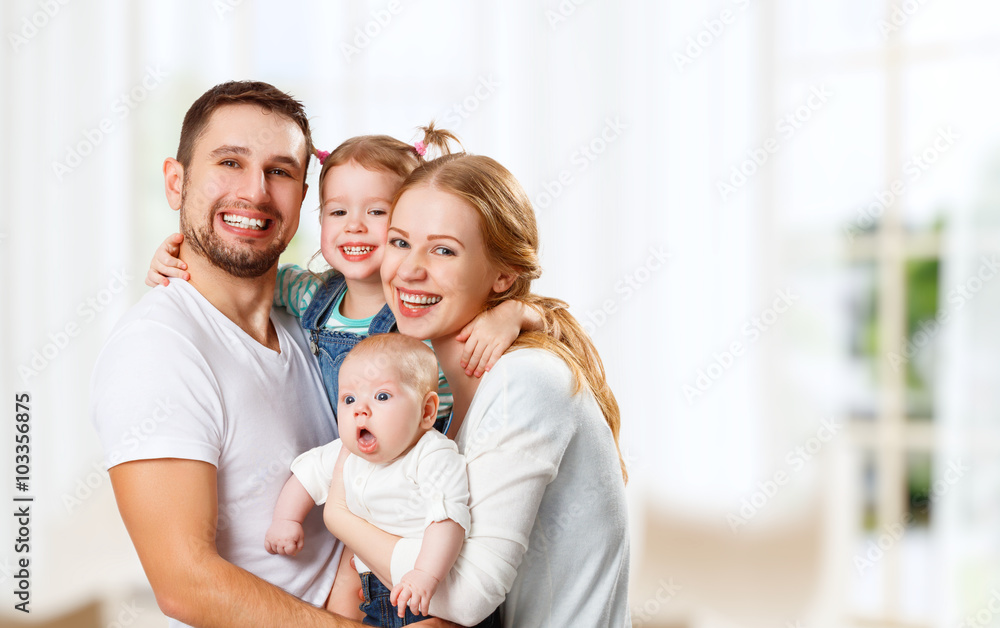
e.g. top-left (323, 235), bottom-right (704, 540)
top-left (337, 359), bottom-right (431, 464)
top-left (319, 161), bottom-right (403, 285)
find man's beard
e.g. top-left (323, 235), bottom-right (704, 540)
top-left (179, 181), bottom-right (288, 279)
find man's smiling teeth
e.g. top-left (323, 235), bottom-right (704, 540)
top-left (222, 214), bottom-right (267, 230)
top-left (342, 245), bottom-right (375, 255)
top-left (400, 292), bottom-right (442, 306)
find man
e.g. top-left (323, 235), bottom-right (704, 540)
top-left (91, 81), bottom-right (354, 627)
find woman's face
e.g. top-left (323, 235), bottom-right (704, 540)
top-left (381, 184), bottom-right (512, 341)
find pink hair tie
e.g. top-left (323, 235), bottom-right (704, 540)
top-left (316, 150), bottom-right (331, 165)
top-left (413, 141), bottom-right (427, 157)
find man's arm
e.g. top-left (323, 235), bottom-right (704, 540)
top-left (109, 458), bottom-right (360, 628)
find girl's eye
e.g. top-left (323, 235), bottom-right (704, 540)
top-left (375, 392), bottom-right (391, 402)
top-left (433, 246), bottom-right (455, 256)
top-left (368, 208), bottom-right (387, 216)
top-left (343, 395), bottom-right (355, 405)
top-left (389, 238), bottom-right (410, 249)
top-left (328, 209), bottom-right (347, 217)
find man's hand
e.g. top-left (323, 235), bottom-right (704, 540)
top-left (420, 619), bottom-right (463, 628)
top-left (265, 519), bottom-right (305, 556)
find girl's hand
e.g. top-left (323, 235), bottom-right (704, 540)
top-left (456, 300), bottom-right (543, 377)
top-left (145, 233), bottom-right (189, 287)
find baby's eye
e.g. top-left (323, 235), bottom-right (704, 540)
top-left (375, 392), bottom-right (391, 402)
top-left (328, 208), bottom-right (347, 217)
top-left (368, 208), bottom-right (387, 216)
top-left (343, 395), bottom-right (356, 405)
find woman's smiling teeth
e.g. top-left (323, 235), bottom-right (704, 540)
top-left (222, 213), bottom-right (268, 230)
top-left (399, 291), bottom-right (442, 307)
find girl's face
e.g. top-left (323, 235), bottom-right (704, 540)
top-left (381, 184), bottom-right (513, 341)
top-left (319, 162), bottom-right (403, 283)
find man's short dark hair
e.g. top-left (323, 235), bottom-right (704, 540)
top-left (176, 80), bottom-right (313, 177)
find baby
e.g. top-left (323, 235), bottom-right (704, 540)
top-left (265, 333), bottom-right (469, 626)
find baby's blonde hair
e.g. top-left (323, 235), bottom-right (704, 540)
top-left (341, 333), bottom-right (438, 398)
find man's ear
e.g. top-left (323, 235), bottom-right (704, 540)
top-left (163, 158), bottom-right (184, 211)
top-left (420, 391), bottom-right (440, 430)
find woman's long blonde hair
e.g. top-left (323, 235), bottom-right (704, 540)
top-left (393, 152), bottom-right (628, 484)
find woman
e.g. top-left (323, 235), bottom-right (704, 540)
top-left (324, 152), bottom-right (631, 627)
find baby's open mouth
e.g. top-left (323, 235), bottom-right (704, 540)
top-left (357, 428), bottom-right (377, 454)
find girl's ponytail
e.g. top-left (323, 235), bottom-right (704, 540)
top-left (415, 122), bottom-right (463, 161)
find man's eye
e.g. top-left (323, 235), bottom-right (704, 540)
top-left (221, 159), bottom-right (239, 168)
top-left (343, 395), bottom-right (355, 405)
top-left (269, 168), bottom-right (289, 177)
top-left (375, 392), bottom-right (391, 401)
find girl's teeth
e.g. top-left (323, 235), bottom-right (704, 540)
top-left (343, 246), bottom-right (374, 255)
top-left (400, 292), bottom-right (442, 306)
top-left (222, 214), bottom-right (266, 230)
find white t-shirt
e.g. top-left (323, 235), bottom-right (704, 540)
top-left (291, 430), bottom-right (470, 574)
top-left (389, 349), bottom-right (632, 628)
top-left (90, 280), bottom-right (341, 628)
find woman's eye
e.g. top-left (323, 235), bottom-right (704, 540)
top-left (343, 395), bottom-right (355, 405)
top-left (433, 246), bottom-right (455, 256)
top-left (375, 392), bottom-right (391, 401)
top-left (389, 238), bottom-right (410, 249)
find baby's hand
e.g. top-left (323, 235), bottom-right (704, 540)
top-left (389, 569), bottom-right (440, 618)
top-left (264, 519), bottom-right (305, 556)
top-left (145, 232), bottom-right (189, 287)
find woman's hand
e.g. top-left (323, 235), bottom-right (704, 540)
top-left (322, 444), bottom-right (352, 534)
top-left (145, 232), bottom-right (189, 287)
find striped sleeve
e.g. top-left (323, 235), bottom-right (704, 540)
top-left (274, 264), bottom-right (331, 319)
top-left (436, 367), bottom-right (454, 423)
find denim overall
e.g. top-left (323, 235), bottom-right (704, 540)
top-left (359, 571), bottom-right (503, 627)
top-left (300, 273), bottom-right (396, 427)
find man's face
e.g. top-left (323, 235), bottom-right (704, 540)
top-left (178, 104), bottom-right (308, 278)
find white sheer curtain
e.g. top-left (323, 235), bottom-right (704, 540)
top-left (9, 2), bottom-right (996, 627)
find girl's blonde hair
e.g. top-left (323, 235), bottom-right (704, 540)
top-left (392, 152), bottom-right (628, 484)
top-left (315, 123), bottom-right (461, 195)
